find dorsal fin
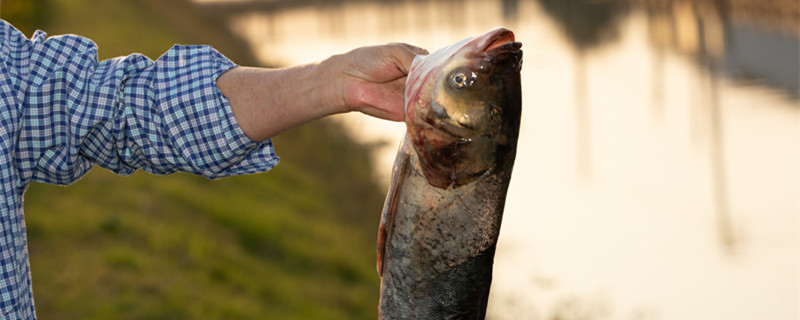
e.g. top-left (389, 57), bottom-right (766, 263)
top-left (377, 137), bottom-right (412, 276)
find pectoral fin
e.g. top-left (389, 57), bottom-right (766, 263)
top-left (377, 136), bottom-right (412, 277)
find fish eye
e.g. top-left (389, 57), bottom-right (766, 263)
top-left (451, 73), bottom-right (468, 89)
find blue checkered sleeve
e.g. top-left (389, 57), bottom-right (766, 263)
top-left (14, 24), bottom-right (278, 185)
top-left (0, 20), bottom-right (279, 318)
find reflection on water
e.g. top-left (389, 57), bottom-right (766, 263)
top-left (210, 0), bottom-right (800, 319)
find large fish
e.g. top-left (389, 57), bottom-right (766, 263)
top-left (376, 28), bottom-right (522, 319)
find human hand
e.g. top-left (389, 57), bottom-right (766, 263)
top-left (323, 43), bottom-right (428, 121)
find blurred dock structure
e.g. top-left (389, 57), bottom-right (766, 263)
top-left (628, 0), bottom-right (799, 99)
top-left (622, 0), bottom-right (799, 35)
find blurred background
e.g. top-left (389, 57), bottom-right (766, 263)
top-left (1, 0), bottom-right (798, 319)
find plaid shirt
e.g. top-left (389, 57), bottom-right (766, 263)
top-left (0, 20), bottom-right (278, 318)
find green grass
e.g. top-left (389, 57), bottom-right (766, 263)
top-left (3, 0), bottom-right (387, 318)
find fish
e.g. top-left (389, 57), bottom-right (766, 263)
top-left (376, 28), bottom-right (523, 320)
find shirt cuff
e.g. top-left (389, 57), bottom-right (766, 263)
top-left (207, 55), bottom-right (280, 179)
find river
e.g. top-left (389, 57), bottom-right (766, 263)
top-left (209, 0), bottom-right (799, 319)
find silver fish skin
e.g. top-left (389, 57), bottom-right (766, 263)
top-left (377, 28), bottom-right (522, 320)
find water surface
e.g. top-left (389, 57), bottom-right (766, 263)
top-left (224, 1), bottom-right (799, 318)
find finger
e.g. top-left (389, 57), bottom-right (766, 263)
top-left (354, 78), bottom-right (406, 121)
top-left (386, 43), bottom-right (429, 75)
top-left (395, 43), bottom-right (429, 56)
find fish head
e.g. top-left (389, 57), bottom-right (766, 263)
top-left (405, 28), bottom-right (522, 189)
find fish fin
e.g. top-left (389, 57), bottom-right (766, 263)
top-left (377, 136), bottom-right (412, 277)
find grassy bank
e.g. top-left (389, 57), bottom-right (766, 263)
top-left (3, 0), bottom-right (386, 318)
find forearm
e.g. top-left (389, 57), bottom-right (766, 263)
top-left (217, 64), bottom-right (344, 142)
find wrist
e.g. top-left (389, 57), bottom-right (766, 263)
top-left (317, 53), bottom-right (354, 115)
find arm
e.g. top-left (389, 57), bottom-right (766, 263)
top-left (217, 44), bottom-right (427, 141)
top-left (2, 19), bottom-right (424, 185)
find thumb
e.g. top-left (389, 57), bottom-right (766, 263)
top-left (389, 43), bottom-right (429, 75)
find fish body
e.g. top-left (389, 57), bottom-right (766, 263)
top-left (377, 28), bottom-right (522, 320)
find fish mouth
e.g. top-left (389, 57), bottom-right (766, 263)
top-left (482, 29), bottom-right (522, 55)
top-left (474, 28), bottom-right (522, 70)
